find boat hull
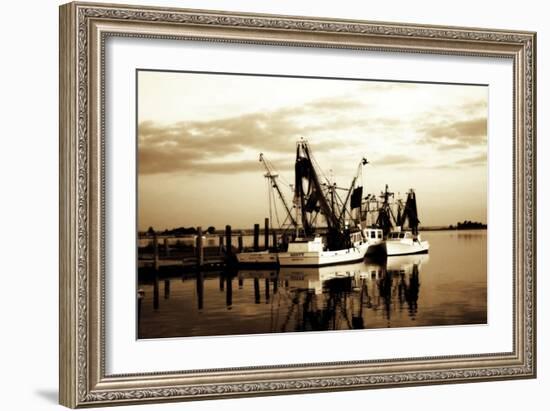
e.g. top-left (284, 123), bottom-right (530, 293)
top-left (236, 251), bottom-right (278, 265)
top-left (279, 242), bottom-right (373, 267)
top-left (384, 240), bottom-right (429, 256)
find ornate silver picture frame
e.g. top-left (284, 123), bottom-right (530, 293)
top-left (59, 1), bottom-right (536, 407)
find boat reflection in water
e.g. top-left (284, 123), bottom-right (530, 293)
top-left (139, 255), bottom-right (430, 338)
top-left (257, 254), bottom-right (429, 332)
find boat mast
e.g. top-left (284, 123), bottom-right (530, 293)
top-left (376, 184), bottom-right (396, 235)
top-left (400, 189), bottom-right (420, 235)
top-left (301, 141), bottom-right (340, 229)
top-left (294, 141), bottom-right (310, 236)
top-left (338, 158), bottom-right (368, 227)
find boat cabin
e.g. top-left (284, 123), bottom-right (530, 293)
top-left (363, 228), bottom-right (383, 240)
top-left (287, 236), bottom-right (325, 253)
top-left (387, 231), bottom-right (414, 240)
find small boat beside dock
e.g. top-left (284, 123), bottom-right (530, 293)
top-left (385, 230), bottom-right (429, 256)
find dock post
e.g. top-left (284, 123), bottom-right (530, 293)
top-left (265, 278), bottom-right (270, 302)
top-left (253, 224), bottom-right (260, 251)
top-left (153, 232), bottom-right (159, 271)
top-left (238, 235), bottom-right (243, 252)
top-left (272, 231), bottom-right (277, 251)
top-left (226, 273), bottom-right (233, 308)
top-left (254, 277), bottom-right (260, 304)
top-left (196, 271), bottom-right (204, 310)
top-left (164, 279), bottom-right (170, 299)
top-left (219, 235), bottom-right (224, 254)
top-left (137, 289), bottom-right (144, 323)
top-left (163, 237), bottom-right (170, 257)
top-left (153, 272), bottom-right (159, 310)
top-left (196, 226), bottom-right (204, 267)
top-left (225, 225), bottom-right (232, 255)
top-left (264, 218), bottom-right (269, 250)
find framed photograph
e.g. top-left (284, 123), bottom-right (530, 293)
top-left (59, 2), bottom-right (536, 408)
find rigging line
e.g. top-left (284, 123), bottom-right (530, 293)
top-left (273, 191), bottom-right (282, 229)
top-left (309, 149), bottom-right (331, 186)
top-left (264, 156), bottom-right (292, 187)
top-left (267, 178), bottom-right (274, 228)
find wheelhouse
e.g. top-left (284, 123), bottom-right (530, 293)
top-left (387, 231), bottom-right (413, 240)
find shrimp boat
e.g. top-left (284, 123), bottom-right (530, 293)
top-left (367, 185), bottom-right (429, 256)
top-left (385, 229), bottom-right (429, 256)
top-left (278, 139), bottom-right (384, 267)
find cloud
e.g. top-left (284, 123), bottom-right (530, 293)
top-left (419, 117), bottom-right (487, 149)
top-left (375, 154), bottom-right (418, 166)
top-left (455, 153), bottom-right (487, 166)
top-left (459, 99), bottom-right (488, 116)
top-left (359, 82), bottom-right (418, 92)
top-left (304, 98), bottom-right (365, 111)
top-left (138, 89), bottom-right (488, 175)
top-left (138, 96), bottom-right (369, 175)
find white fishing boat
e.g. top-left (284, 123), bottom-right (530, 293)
top-left (368, 186), bottom-right (430, 256)
top-left (278, 228), bottom-right (383, 267)
top-left (384, 229), bottom-right (429, 256)
top-left (276, 140), bottom-right (380, 266)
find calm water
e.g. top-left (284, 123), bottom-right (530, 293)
top-left (137, 229), bottom-right (487, 339)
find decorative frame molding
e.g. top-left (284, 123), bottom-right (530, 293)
top-left (59, 2), bottom-right (536, 408)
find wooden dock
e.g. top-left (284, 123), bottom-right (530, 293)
top-left (138, 220), bottom-right (280, 275)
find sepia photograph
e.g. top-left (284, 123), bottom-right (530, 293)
top-left (136, 70), bottom-right (488, 339)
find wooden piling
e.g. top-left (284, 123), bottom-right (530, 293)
top-left (272, 231), bottom-right (277, 251)
top-left (196, 271), bottom-right (204, 310)
top-left (219, 235), bottom-right (224, 254)
top-left (238, 235), bottom-right (243, 252)
top-left (153, 233), bottom-right (159, 271)
top-left (265, 278), bottom-right (270, 302)
top-left (153, 273), bottom-right (159, 310)
top-left (164, 279), bottom-right (170, 299)
top-left (264, 218), bottom-right (269, 250)
top-left (225, 225), bottom-right (232, 255)
top-left (226, 274), bottom-right (233, 308)
top-left (253, 224), bottom-right (260, 251)
top-left (196, 226), bottom-right (204, 267)
top-left (254, 278), bottom-right (260, 304)
top-left (163, 237), bottom-right (170, 257)
top-left (137, 289), bottom-right (144, 322)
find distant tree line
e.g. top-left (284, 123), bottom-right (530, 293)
top-left (145, 226), bottom-right (216, 236)
top-left (448, 221), bottom-right (487, 230)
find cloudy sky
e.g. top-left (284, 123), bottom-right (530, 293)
top-left (137, 70), bottom-right (487, 231)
